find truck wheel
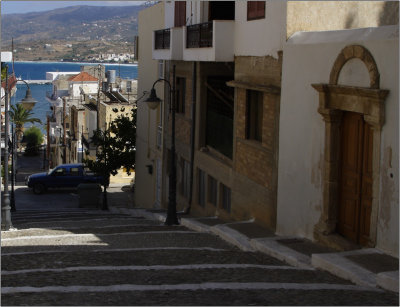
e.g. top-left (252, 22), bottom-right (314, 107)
top-left (33, 183), bottom-right (46, 195)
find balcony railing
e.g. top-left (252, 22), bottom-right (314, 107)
top-left (186, 21), bottom-right (213, 48)
top-left (155, 29), bottom-right (170, 50)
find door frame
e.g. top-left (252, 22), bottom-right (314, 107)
top-left (312, 45), bottom-right (389, 250)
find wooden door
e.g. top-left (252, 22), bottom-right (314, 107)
top-left (174, 1), bottom-right (186, 27)
top-left (338, 112), bottom-right (373, 245)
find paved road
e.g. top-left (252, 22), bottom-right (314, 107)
top-left (2, 204), bottom-right (398, 306)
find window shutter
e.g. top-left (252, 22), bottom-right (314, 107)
top-left (175, 1), bottom-right (187, 27)
top-left (247, 1), bottom-right (265, 20)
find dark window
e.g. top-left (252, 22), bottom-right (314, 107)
top-left (209, 1), bottom-right (235, 21)
top-left (175, 1), bottom-right (186, 27)
top-left (246, 90), bottom-right (263, 142)
top-left (208, 175), bottom-right (218, 206)
top-left (175, 77), bottom-right (186, 114)
top-left (221, 184), bottom-right (231, 213)
top-left (205, 76), bottom-right (234, 159)
top-left (181, 159), bottom-right (190, 199)
top-left (198, 169), bottom-right (206, 207)
top-left (247, 1), bottom-right (265, 20)
top-left (155, 29), bottom-right (170, 50)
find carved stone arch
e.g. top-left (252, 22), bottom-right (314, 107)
top-left (312, 45), bottom-right (389, 250)
top-left (329, 45), bottom-right (380, 89)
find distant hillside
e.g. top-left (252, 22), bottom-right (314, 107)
top-left (1, 5), bottom-right (143, 45)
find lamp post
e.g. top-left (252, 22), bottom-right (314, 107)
top-left (2, 64), bottom-right (12, 230)
top-left (145, 64), bottom-right (179, 226)
top-left (18, 82), bottom-right (37, 111)
top-left (10, 124), bottom-right (16, 212)
top-left (15, 80), bottom-right (37, 151)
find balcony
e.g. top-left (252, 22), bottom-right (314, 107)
top-left (186, 22), bottom-right (213, 48)
top-left (153, 27), bottom-right (183, 61)
top-left (183, 20), bottom-right (234, 62)
top-left (155, 29), bottom-right (170, 50)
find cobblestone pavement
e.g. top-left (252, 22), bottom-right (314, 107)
top-left (2, 207), bottom-right (398, 306)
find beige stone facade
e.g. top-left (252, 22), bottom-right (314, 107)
top-left (287, 1), bottom-right (399, 38)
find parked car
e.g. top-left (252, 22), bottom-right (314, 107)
top-left (25, 163), bottom-right (104, 194)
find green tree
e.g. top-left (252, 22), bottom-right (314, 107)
top-left (23, 126), bottom-right (44, 156)
top-left (84, 107), bottom-right (136, 210)
top-left (9, 103), bottom-right (42, 148)
top-left (1, 62), bottom-right (7, 81)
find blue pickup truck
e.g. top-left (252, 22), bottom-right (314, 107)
top-left (26, 163), bottom-right (103, 194)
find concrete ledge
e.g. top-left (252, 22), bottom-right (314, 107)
top-left (251, 237), bottom-right (313, 269)
top-left (377, 271), bottom-right (399, 293)
top-left (210, 223), bottom-right (254, 251)
top-left (312, 249), bottom-right (378, 288)
top-left (180, 218), bottom-right (212, 233)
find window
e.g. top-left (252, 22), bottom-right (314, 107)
top-left (158, 60), bottom-right (164, 79)
top-left (54, 168), bottom-right (66, 176)
top-left (70, 167), bottom-right (80, 176)
top-left (221, 184), bottom-right (231, 213)
top-left (206, 76), bottom-right (234, 158)
top-left (247, 1), bottom-right (265, 20)
top-left (246, 90), bottom-right (263, 142)
top-left (198, 169), bottom-right (206, 207)
top-left (208, 175), bottom-right (218, 206)
top-left (175, 77), bottom-right (186, 114)
top-left (181, 159), bottom-right (190, 199)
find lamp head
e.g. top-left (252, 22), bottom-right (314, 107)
top-left (145, 88), bottom-right (161, 110)
top-left (19, 88), bottom-right (37, 110)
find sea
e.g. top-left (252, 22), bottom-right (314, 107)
top-left (6, 61), bottom-right (138, 133)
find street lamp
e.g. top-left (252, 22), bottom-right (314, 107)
top-left (18, 81), bottom-right (37, 111)
top-left (1, 64), bottom-right (13, 230)
top-left (145, 65), bottom-right (179, 226)
top-left (8, 80), bottom-right (37, 213)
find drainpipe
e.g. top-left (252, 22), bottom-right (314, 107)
top-left (184, 62), bottom-right (197, 214)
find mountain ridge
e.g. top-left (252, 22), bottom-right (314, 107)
top-left (1, 5), bottom-right (143, 44)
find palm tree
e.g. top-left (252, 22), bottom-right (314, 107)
top-left (9, 103), bottom-right (42, 149)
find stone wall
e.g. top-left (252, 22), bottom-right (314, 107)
top-left (287, 1), bottom-right (399, 39)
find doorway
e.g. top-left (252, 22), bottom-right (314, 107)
top-left (209, 1), bottom-right (235, 21)
top-left (338, 112), bottom-right (373, 245)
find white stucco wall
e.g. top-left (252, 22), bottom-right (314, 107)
top-left (136, 2), bottom-right (165, 209)
top-left (1, 52), bottom-right (12, 62)
top-left (70, 82), bottom-right (98, 98)
top-left (234, 1), bottom-right (286, 58)
top-left (277, 26), bottom-right (399, 256)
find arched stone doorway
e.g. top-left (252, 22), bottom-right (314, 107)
top-left (312, 45), bottom-right (389, 250)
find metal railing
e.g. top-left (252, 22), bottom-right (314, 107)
top-left (186, 21), bottom-right (213, 48)
top-left (155, 29), bottom-right (171, 50)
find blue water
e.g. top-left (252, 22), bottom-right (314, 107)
top-left (11, 61), bottom-right (138, 80)
top-left (6, 61), bottom-right (138, 133)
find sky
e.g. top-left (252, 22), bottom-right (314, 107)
top-left (1, 1), bottom-right (146, 15)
